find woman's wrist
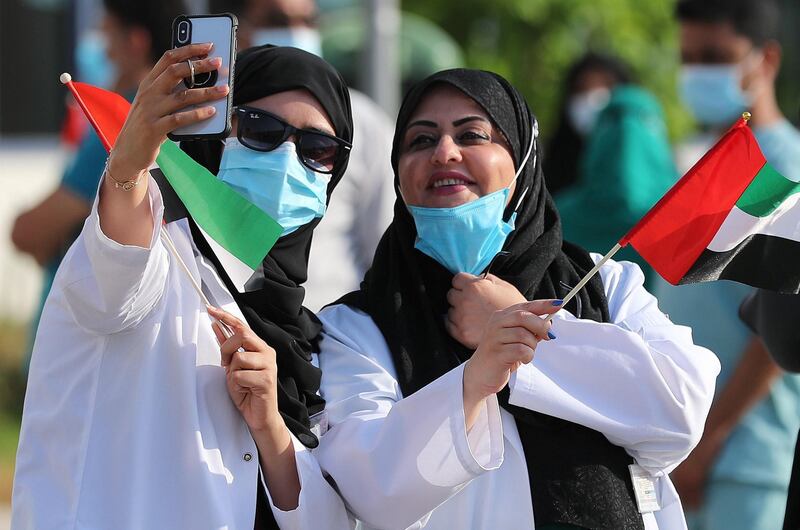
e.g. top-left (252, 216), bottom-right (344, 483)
top-left (251, 416), bottom-right (291, 451)
top-left (107, 151), bottom-right (148, 186)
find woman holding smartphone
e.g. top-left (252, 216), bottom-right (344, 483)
top-left (12, 44), bottom-right (353, 530)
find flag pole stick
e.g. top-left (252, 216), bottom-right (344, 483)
top-left (543, 243), bottom-right (622, 323)
top-left (59, 73), bottom-right (113, 151)
top-left (159, 228), bottom-right (234, 339)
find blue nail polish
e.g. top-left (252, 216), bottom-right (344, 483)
top-left (547, 331), bottom-right (557, 340)
top-left (551, 299), bottom-right (564, 306)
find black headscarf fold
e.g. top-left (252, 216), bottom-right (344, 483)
top-left (340, 69), bottom-right (644, 529)
top-left (180, 45), bottom-right (351, 448)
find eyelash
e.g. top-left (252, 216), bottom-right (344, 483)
top-left (407, 130), bottom-right (490, 150)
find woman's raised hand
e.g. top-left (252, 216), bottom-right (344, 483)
top-left (207, 305), bottom-right (283, 436)
top-left (110, 43), bottom-right (229, 181)
top-left (462, 300), bottom-right (561, 427)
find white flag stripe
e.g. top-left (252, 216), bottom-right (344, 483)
top-left (707, 193), bottom-right (800, 252)
top-left (198, 225), bottom-right (256, 292)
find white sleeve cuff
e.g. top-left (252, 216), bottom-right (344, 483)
top-left (66, 173), bottom-right (169, 334)
top-left (462, 383), bottom-right (504, 472)
top-left (260, 434), bottom-right (351, 529)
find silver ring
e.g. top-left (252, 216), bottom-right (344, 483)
top-left (186, 59), bottom-right (196, 88)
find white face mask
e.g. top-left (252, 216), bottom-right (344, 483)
top-left (250, 27), bottom-right (322, 57)
top-left (567, 87), bottom-right (611, 136)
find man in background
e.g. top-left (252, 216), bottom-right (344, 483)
top-left (656, 1), bottom-right (800, 529)
top-left (11, 0), bottom-right (186, 369)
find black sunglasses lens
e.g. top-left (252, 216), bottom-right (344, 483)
top-left (299, 134), bottom-right (340, 172)
top-left (239, 112), bottom-right (285, 151)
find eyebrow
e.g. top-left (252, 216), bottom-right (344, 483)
top-left (406, 115), bottom-right (491, 130)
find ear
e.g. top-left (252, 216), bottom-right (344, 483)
top-left (761, 40), bottom-right (782, 81)
top-left (128, 27), bottom-right (153, 65)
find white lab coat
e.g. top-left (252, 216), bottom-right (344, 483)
top-left (11, 176), bottom-right (351, 530)
top-left (316, 258), bottom-right (720, 530)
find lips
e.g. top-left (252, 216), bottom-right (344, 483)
top-left (428, 171), bottom-right (474, 189)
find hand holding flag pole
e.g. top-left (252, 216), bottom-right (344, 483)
top-left (543, 243), bottom-right (622, 324)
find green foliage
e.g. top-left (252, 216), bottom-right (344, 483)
top-left (402, 0), bottom-right (693, 140)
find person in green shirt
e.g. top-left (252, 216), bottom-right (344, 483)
top-left (553, 61), bottom-right (676, 288)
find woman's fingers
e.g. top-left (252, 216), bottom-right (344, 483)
top-left (154, 55), bottom-right (222, 94)
top-left (154, 84), bottom-right (229, 120)
top-left (145, 43), bottom-right (213, 85)
top-left (155, 106), bottom-right (217, 135)
top-left (451, 272), bottom-right (479, 290)
top-left (229, 350), bottom-right (270, 372)
top-left (515, 299), bottom-right (563, 316)
top-left (498, 326), bottom-right (540, 351)
top-left (497, 309), bottom-right (553, 339)
top-left (231, 369), bottom-right (270, 391)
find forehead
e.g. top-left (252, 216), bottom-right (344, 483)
top-left (407, 84), bottom-right (489, 124)
top-left (240, 89), bottom-right (335, 133)
top-left (679, 20), bottom-right (754, 63)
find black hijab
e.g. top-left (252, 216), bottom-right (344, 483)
top-left (176, 46), bottom-right (351, 530)
top-left (340, 69), bottom-right (645, 529)
top-left (180, 46), bottom-right (352, 449)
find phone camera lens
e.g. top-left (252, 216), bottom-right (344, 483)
top-left (177, 21), bottom-right (190, 44)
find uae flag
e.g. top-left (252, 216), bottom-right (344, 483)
top-left (61, 75), bottom-right (282, 291)
top-left (620, 116), bottom-right (800, 294)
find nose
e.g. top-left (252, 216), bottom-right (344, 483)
top-left (430, 135), bottom-right (461, 166)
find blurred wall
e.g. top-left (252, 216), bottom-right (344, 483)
top-left (0, 0), bottom-right (71, 134)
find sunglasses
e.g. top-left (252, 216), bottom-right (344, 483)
top-left (233, 106), bottom-right (351, 174)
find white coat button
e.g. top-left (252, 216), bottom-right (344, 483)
top-left (243, 452), bottom-right (253, 462)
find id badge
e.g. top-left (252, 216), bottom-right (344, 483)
top-left (628, 464), bottom-right (661, 513)
top-left (309, 410), bottom-right (329, 438)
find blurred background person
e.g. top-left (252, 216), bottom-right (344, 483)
top-left (10, 0), bottom-right (186, 372)
top-left (550, 52), bottom-right (676, 288)
top-left (543, 52), bottom-right (633, 195)
top-left (216, 0), bottom-right (396, 311)
top-left (740, 290), bottom-right (800, 530)
top-left (656, 1), bottom-right (800, 529)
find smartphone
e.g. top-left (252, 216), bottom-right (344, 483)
top-left (167, 14), bottom-right (237, 141)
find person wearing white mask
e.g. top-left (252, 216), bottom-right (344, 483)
top-left (223, 0), bottom-right (397, 311)
top-left (543, 53), bottom-right (632, 195)
top-left (655, 2), bottom-right (800, 530)
top-left (548, 53), bottom-right (676, 289)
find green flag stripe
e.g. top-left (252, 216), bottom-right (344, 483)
top-left (156, 141), bottom-right (282, 269)
top-left (736, 162), bottom-right (800, 217)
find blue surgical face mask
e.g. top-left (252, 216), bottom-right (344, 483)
top-left (218, 139), bottom-right (330, 236)
top-left (75, 30), bottom-right (116, 88)
top-left (406, 124), bottom-right (537, 275)
top-left (679, 64), bottom-right (752, 127)
top-left (250, 27), bottom-right (323, 57)
top-left (567, 87), bottom-right (610, 136)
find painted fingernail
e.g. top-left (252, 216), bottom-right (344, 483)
top-left (547, 331), bottom-right (557, 340)
top-left (551, 299), bottom-right (563, 306)
top-left (215, 85), bottom-right (228, 93)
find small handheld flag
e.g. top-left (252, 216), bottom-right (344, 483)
top-left (620, 114), bottom-right (800, 294)
top-left (546, 113), bottom-right (800, 322)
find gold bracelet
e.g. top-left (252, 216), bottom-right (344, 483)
top-left (104, 155), bottom-right (143, 191)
